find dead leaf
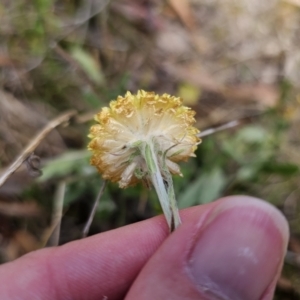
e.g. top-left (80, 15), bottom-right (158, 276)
top-left (0, 201), bottom-right (41, 217)
top-left (289, 236), bottom-right (300, 253)
top-left (14, 230), bottom-right (40, 253)
top-left (0, 55), bottom-right (15, 67)
top-left (223, 84), bottom-right (279, 107)
top-left (168, 0), bottom-right (196, 31)
top-left (277, 276), bottom-right (294, 292)
top-left (164, 63), bottom-right (224, 93)
top-left (4, 231), bottom-right (40, 261)
top-left (283, 0), bottom-right (300, 7)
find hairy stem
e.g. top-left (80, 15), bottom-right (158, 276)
top-left (142, 141), bottom-right (181, 232)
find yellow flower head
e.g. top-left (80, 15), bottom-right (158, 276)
top-left (88, 90), bottom-right (200, 188)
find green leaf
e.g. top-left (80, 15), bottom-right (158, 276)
top-left (83, 90), bottom-right (102, 108)
top-left (178, 168), bottom-right (227, 208)
top-left (236, 125), bottom-right (268, 143)
top-left (38, 150), bottom-right (93, 182)
top-left (236, 165), bottom-right (260, 181)
top-left (71, 47), bottom-right (104, 85)
top-left (262, 162), bottom-right (299, 176)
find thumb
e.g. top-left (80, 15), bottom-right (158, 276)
top-left (125, 196), bottom-right (289, 300)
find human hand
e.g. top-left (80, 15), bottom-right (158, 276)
top-left (0, 196), bottom-right (289, 300)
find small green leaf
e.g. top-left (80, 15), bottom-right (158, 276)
top-left (236, 165), bottom-right (260, 181)
top-left (262, 162), bottom-right (299, 176)
top-left (38, 150), bottom-right (92, 182)
top-left (71, 47), bottom-right (104, 85)
top-left (236, 125), bottom-right (268, 143)
top-left (179, 168), bottom-right (227, 208)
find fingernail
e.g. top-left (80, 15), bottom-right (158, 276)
top-left (188, 197), bottom-right (289, 300)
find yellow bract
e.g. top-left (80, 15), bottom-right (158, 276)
top-left (88, 90), bottom-right (200, 188)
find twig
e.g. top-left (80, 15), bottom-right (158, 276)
top-left (75, 109), bottom-right (99, 124)
top-left (197, 120), bottom-right (240, 138)
top-left (0, 110), bottom-right (77, 188)
top-left (48, 181), bottom-right (66, 246)
top-left (82, 180), bottom-right (107, 238)
top-left (0, 201), bottom-right (41, 217)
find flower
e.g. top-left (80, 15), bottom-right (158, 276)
top-left (88, 90), bottom-right (200, 188)
top-left (88, 90), bottom-right (201, 230)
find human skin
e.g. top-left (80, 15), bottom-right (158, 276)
top-left (0, 196), bottom-right (289, 300)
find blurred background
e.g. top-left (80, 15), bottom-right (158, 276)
top-left (0, 0), bottom-right (300, 298)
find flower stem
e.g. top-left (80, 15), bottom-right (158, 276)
top-left (143, 141), bottom-right (181, 232)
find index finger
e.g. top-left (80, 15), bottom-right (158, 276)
top-left (0, 203), bottom-right (224, 300)
top-left (0, 204), bottom-right (212, 300)
top-left (0, 212), bottom-right (168, 300)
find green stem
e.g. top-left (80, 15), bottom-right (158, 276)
top-left (142, 141), bottom-right (181, 232)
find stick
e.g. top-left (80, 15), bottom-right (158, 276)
top-left (197, 120), bottom-right (240, 138)
top-left (48, 181), bottom-right (66, 246)
top-left (82, 180), bottom-right (107, 238)
top-left (0, 110), bottom-right (77, 188)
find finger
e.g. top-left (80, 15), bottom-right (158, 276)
top-left (0, 201), bottom-right (212, 300)
top-left (0, 213), bottom-right (168, 299)
top-left (126, 196), bottom-right (289, 300)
